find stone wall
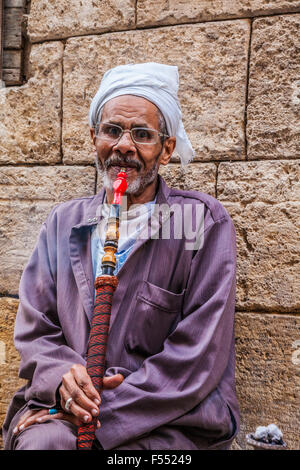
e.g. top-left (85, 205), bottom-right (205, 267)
top-left (0, 0), bottom-right (299, 450)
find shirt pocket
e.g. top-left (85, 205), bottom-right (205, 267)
top-left (125, 280), bottom-right (185, 357)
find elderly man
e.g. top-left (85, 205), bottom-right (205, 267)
top-left (3, 63), bottom-right (240, 450)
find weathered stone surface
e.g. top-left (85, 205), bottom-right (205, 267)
top-left (0, 165), bottom-right (96, 201)
top-left (217, 160), bottom-right (300, 203)
top-left (0, 42), bottom-right (63, 164)
top-left (218, 161), bottom-right (300, 311)
top-left (27, 0), bottom-right (136, 43)
top-left (63, 21), bottom-right (250, 164)
top-left (247, 15), bottom-right (300, 160)
top-left (159, 163), bottom-right (216, 196)
top-left (137, 0), bottom-right (300, 27)
top-left (225, 201), bottom-right (300, 311)
top-left (235, 311), bottom-right (300, 450)
top-left (0, 166), bottom-right (95, 295)
top-left (0, 297), bottom-right (25, 434)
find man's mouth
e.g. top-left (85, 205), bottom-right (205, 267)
top-left (106, 157), bottom-right (142, 173)
top-left (102, 155), bottom-right (143, 177)
top-left (108, 164), bottom-right (137, 174)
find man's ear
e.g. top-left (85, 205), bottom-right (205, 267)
top-left (90, 127), bottom-right (96, 146)
top-left (160, 137), bottom-right (176, 166)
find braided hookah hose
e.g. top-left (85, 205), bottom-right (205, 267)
top-left (77, 169), bottom-right (127, 450)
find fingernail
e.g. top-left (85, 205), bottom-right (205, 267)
top-left (36, 417), bottom-right (43, 423)
top-left (83, 415), bottom-right (90, 422)
top-left (13, 427), bottom-right (18, 434)
top-left (94, 399), bottom-right (100, 406)
top-left (19, 424), bottom-right (24, 431)
top-left (92, 408), bottom-right (98, 416)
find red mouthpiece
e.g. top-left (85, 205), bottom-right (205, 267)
top-left (112, 170), bottom-right (128, 205)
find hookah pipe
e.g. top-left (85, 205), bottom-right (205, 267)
top-left (77, 169), bottom-right (127, 449)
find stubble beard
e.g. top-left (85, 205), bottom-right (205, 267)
top-left (95, 153), bottom-right (161, 196)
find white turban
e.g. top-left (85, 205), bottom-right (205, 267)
top-left (88, 63), bottom-right (195, 166)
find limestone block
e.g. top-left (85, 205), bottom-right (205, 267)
top-left (137, 0), bottom-right (300, 27)
top-left (0, 166), bottom-right (95, 295)
top-left (0, 42), bottom-right (63, 164)
top-left (217, 161), bottom-right (300, 203)
top-left (0, 165), bottom-right (96, 201)
top-left (247, 15), bottom-right (300, 160)
top-left (235, 312), bottom-right (300, 450)
top-left (63, 21), bottom-right (250, 164)
top-left (225, 201), bottom-right (300, 311)
top-left (27, 0), bottom-right (136, 43)
top-left (158, 163), bottom-right (216, 196)
top-left (218, 161), bottom-right (300, 311)
top-left (0, 297), bottom-right (25, 432)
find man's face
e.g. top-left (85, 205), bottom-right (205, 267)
top-left (91, 95), bottom-right (174, 196)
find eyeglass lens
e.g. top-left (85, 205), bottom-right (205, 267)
top-left (97, 123), bottom-right (159, 144)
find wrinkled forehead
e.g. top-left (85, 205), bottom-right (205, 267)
top-left (100, 94), bottom-right (161, 127)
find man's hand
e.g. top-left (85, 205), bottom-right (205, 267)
top-left (59, 364), bottom-right (124, 424)
top-left (13, 365), bottom-right (124, 435)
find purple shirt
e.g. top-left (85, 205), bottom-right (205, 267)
top-left (3, 176), bottom-right (240, 450)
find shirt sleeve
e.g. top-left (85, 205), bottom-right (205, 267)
top-left (14, 221), bottom-right (86, 408)
top-left (96, 214), bottom-right (237, 449)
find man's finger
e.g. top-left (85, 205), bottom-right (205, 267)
top-left (62, 366), bottom-right (101, 408)
top-left (60, 384), bottom-right (100, 423)
top-left (103, 374), bottom-right (124, 389)
top-left (72, 365), bottom-right (101, 404)
top-left (14, 409), bottom-right (35, 431)
top-left (36, 411), bottom-right (82, 427)
top-left (60, 381), bottom-right (99, 421)
top-left (37, 412), bottom-right (101, 430)
top-left (13, 409), bottom-right (49, 434)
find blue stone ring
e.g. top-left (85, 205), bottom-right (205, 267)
top-left (49, 408), bottom-right (58, 415)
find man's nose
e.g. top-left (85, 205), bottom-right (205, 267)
top-left (113, 130), bottom-right (136, 152)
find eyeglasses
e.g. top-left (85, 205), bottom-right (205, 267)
top-left (95, 123), bottom-right (169, 145)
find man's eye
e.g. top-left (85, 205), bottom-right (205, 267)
top-left (134, 128), bottom-right (152, 140)
top-left (103, 125), bottom-right (121, 137)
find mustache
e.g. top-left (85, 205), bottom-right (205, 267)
top-left (104, 155), bottom-right (143, 171)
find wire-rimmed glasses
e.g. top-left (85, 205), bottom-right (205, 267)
top-left (95, 123), bottom-right (169, 145)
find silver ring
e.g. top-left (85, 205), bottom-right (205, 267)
top-left (65, 397), bottom-right (73, 412)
